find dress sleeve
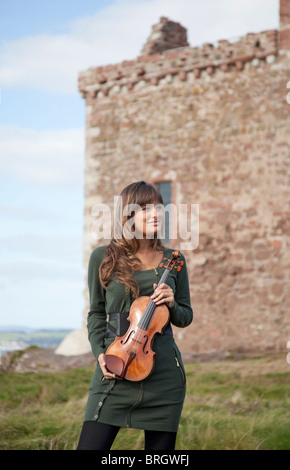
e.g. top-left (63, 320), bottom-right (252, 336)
top-left (87, 246), bottom-right (107, 359)
top-left (168, 251), bottom-right (193, 328)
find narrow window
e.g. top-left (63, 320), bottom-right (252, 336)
top-left (155, 181), bottom-right (172, 245)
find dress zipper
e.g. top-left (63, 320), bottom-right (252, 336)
top-left (126, 382), bottom-right (144, 428)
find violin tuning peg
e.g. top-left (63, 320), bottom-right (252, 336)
top-left (177, 266), bottom-right (181, 271)
top-left (180, 261), bottom-right (184, 266)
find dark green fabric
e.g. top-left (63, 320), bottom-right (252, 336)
top-left (83, 245), bottom-right (193, 432)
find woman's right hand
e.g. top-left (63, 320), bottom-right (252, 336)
top-left (98, 353), bottom-right (116, 379)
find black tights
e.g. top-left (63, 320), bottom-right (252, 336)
top-left (76, 420), bottom-right (177, 450)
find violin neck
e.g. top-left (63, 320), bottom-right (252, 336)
top-left (137, 268), bottom-right (170, 330)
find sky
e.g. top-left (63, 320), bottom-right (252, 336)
top-left (0, 0), bottom-right (279, 329)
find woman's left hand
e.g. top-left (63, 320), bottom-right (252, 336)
top-left (151, 283), bottom-right (175, 308)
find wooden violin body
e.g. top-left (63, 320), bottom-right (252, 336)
top-left (104, 250), bottom-right (183, 382)
top-left (105, 296), bottom-right (169, 381)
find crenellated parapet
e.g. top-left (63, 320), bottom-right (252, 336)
top-left (78, 23), bottom-right (278, 100)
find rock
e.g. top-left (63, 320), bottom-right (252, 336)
top-left (55, 328), bottom-right (91, 356)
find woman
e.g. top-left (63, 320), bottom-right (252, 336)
top-left (76, 181), bottom-right (193, 450)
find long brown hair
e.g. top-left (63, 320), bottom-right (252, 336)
top-left (99, 181), bottom-right (167, 299)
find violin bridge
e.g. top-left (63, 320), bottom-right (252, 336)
top-left (131, 337), bottom-right (142, 345)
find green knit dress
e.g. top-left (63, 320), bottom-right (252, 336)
top-left (83, 245), bottom-right (193, 432)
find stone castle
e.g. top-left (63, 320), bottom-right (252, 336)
top-left (56, 0), bottom-right (290, 357)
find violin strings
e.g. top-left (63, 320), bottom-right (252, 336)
top-left (136, 269), bottom-right (168, 332)
top-left (138, 266), bottom-right (170, 329)
top-left (122, 266), bottom-right (171, 371)
top-left (126, 267), bottom-right (170, 353)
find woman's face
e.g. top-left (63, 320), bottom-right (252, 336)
top-left (133, 202), bottom-right (164, 239)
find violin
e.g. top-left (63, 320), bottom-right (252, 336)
top-left (104, 250), bottom-right (184, 381)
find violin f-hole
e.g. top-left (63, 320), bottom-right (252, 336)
top-left (143, 334), bottom-right (149, 354)
top-left (121, 329), bottom-right (135, 345)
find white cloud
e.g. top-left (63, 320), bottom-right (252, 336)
top-left (0, 0), bottom-right (278, 94)
top-left (0, 125), bottom-right (84, 187)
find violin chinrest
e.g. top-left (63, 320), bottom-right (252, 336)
top-left (104, 354), bottom-right (125, 377)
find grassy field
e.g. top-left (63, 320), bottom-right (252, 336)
top-left (0, 352), bottom-right (289, 450)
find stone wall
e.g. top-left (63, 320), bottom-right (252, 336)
top-left (280, 0), bottom-right (290, 49)
top-left (56, 1), bottom-right (290, 357)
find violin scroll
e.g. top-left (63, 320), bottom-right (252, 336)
top-left (159, 250), bottom-right (184, 271)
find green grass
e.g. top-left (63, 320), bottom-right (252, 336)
top-left (0, 353), bottom-right (289, 450)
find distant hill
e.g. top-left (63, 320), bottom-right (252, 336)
top-left (0, 326), bottom-right (35, 334)
top-left (0, 328), bottom-right (73, 353)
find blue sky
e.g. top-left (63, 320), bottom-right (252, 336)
top-left (0, 0), bottom-right (279, 329)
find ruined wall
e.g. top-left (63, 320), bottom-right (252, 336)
top-left (73, 2), bottom-right (290, 358)
top-left (280, 0), bottom-right (290, 49)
